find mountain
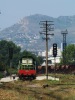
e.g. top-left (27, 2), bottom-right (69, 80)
top-left (0, 14), bottom-right (75, 52)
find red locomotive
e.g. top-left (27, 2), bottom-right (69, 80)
top-left (18, 56), bottom-right (36, 80)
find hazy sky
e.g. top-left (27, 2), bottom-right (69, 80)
top-left (0, 0), bottom-right (75, 29)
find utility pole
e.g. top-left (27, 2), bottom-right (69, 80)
top-left (40, 21), bottom-right (54, 80)
top-left (9, 47), bottom-right (13, 78)
top-left (61, 29), bottom-right (68, 65)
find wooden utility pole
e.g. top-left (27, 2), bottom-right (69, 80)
top-left (40, 21), bottom-right (54, 80)
top-left (9, 47), bottom-right (13, 78)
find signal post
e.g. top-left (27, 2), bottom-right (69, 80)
top-left (53, 43), bottom-right (57, 74)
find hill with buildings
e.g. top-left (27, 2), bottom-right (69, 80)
top-left (0, 14), bottom-right (75, 52)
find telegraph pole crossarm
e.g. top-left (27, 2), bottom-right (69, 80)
top-left (40, 20), bottom-right (54, 80)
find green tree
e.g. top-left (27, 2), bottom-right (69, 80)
top-left (0, 40), bottom-right (43, 72)
top-left (61, 44), bottom-right (75, 65)
top-left (0, 40), bottom-right (21, 70)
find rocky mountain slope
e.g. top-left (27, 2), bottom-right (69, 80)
top-left (0, 14), bottom-right (75, 52)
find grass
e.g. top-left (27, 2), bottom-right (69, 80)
top-left (0, 74), bottom-right (75, 100)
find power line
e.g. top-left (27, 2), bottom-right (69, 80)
top-left (39, 20), bottom-right (54, 80)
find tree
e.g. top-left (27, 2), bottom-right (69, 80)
top-left (61, 44), bottom-right (75, 65)
top-left (0, 40), bottom-right (21, 70)
top-left (0, 40), bottom-right (43, 72)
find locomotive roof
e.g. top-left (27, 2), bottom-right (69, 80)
top-left (20, 56), bottom-right (35, 60)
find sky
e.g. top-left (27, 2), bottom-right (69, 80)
top-left (0, 0), bottom-right (75, 30)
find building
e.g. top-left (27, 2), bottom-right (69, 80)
top-left (41, 47), bottom-right (61, 57)
top-left (41, 56), bottom-right (61, 66)
top-left (40, 46), bottom-right (62, 66)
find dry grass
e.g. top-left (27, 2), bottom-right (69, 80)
top-left (0, 74), bottom-right (75, 100)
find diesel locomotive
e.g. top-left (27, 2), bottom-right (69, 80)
top-left (18, 56), bottom-right (36, 80)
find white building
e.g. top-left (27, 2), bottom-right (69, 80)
top-left (40, 47), bottom-right (62, 66)
top-left (41, 47), bottom-right (62, 57)
top-left (41, 56), bottom-right (61, 66)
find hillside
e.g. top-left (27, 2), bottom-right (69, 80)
top-left (0, 14), bottom-right (75, 52)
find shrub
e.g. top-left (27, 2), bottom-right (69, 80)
top-left (0, 72), bottom-right (4, 78)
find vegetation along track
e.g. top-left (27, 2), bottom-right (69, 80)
top-left (0, 74), bottom-right (75, 100)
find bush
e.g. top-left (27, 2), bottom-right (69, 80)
top-left (0, 72), bottom-right (4, 78)
top-left (0, 62), bottom-right (5, 71)
top-left (7, 68), bottom-right (17, 75)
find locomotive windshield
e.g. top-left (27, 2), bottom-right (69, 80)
top-left (22, 58), bottom-right (33, 65)
top-left (18, 57), bottom-right (36, 70)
